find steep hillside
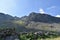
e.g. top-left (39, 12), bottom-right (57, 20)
top-left (21, 12), bottom-right (60, 32)
top-left (0, 13), bottom-right (27, 32)
top-left (0, 12), bottom-right (60, 32)
top-left (22, 12), bottom-right (60, 23)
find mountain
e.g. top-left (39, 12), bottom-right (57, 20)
top-left (21, 12), bottom-right (60, 32)
top-left (0, 13), bottom-right (27, 32)
top-left (0, 13), bottom-right (21, 21)
top-left (22, 12), bottom-right (60, 23)
top-left (0, 12), bottom-right (60, 32)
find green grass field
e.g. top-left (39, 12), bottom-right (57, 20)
top-left (37, 37), bottom-right (60, 40)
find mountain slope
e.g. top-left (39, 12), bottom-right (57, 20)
top-left (26, 12), bottom-right (60, 23)
top-left (0, 13), bottom-right (28, 32)
top-left (0, 12), bottom-right (60, 32)
top-left (21, 12), bottom-right (60, 32)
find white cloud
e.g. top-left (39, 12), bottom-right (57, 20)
top-left (55, 15), bottom-right (60, 18)
top-left (39, 8), bottom-right (45, 14)
top-left (47, 6), bottom-right (56, 10)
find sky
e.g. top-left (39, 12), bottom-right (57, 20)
top-left (0, 0), bottom-right (60, 17)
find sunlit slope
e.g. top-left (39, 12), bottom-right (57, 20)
top-left (0, 12), bottom-right (60, 32)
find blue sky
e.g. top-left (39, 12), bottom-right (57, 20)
top-left (0, 0), bottom-right (60, 17)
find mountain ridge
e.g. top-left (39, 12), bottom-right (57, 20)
top-left (21, 12), bottom-right (60, 23)
top-left (0, 12), bottom-right (60, 32)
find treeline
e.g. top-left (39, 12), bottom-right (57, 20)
top-left (0, 28), bottom-right (60, 40)
top-left (0, 28), bottom-right (16, 40)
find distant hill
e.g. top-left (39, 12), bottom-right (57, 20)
top-left (0, 12), bottom-right (60, 32)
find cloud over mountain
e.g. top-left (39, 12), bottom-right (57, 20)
top-left (39, 8), bottom-right (45, 14)
top-left (55, 15), bottom-right (60, 18)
